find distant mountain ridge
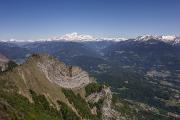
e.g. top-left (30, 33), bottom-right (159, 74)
top-left (135, 35), bottom-right (180, 44)
top-left (1, 33), bottom-right (180, 45)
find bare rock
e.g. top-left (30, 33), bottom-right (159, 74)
top-left (35, 54), bottom-right (91, 89)
top-left (0, 53), bottom-right (9, 71)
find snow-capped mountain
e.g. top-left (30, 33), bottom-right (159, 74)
top-left (0, 32), bottom-right (127, 42)
top-left (99, 37), bottom-right (127, 41)
top-left (53, 32), bottom-right (127, 42)
top-left (0, 33), bottom-right (179, 44)
top-left (53, 32), bottom-right (95, 41)
top-left (161, 35), bottom-right (176, 41)
top-left (135, 35), bottom-right (180, 44)
top-left (136, 35), bottom-right (159, 41)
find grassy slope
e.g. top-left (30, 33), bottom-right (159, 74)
top-left (1, 57), bottom-right (68, 104)
top-left (0, 55), bottom-right (90, 119)
top-left (0, 79), bottom-right (63, 120)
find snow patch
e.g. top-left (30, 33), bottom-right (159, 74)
top-left (161, 35), bottom-right (176, 40)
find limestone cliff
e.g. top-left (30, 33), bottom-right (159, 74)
top-left (36, 54), bottom-right (91, 88)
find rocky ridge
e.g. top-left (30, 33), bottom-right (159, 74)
top-left (87, 86), bottom-right (121, 120)
top-left (35, 54), bottom-right (91, 88)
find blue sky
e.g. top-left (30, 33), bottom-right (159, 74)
top-left (0, 0), bottom-right (180, 40)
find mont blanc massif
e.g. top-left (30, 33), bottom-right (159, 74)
top-left (0, 33), bottom-right (180, 120)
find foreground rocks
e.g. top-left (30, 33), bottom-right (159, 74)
top-left (87, 86), bottom-right (122, 120)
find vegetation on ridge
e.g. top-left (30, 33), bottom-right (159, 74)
top-left (62, 88), bottom-right (94, 119)
top-left (0, 78), bottom-right (82, 120)
top-left (85, 82), bottom-right (103, 97)
top-left (0, 80), bottom-right (62, 120)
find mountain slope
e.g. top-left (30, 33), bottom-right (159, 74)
top-left (0, 54), bottom-right (121, 120)
top-left (104, 39), bottom-right (180, 76)
top-left (1, 54), bottom-right (91, 103)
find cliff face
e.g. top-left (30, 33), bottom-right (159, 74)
top-left (0, 53), bottom-right (9, 71)
top-left (36, 54), bottom-right (91, 88)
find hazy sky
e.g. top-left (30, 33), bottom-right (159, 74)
top-left (0, 0), bottom-right (180, 40)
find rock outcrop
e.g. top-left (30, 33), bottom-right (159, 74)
top-left (101, 87), bottom-right (121, 120)
top-left (34, 54), bottom-right (91, 88)
top-left (87, 86), bottom-right (121, 120)
top-left (0, 53), bottom-right (9, 71)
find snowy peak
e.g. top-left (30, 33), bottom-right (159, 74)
top-left (161, 35), bottom-right (176, 41)
top-left (136, 35), bottom-right (180, 44)
top-left (99, 37), bottom-right (127, 41)
top-left (53, 32), bottom-right (127, 42)
top-left (136, 35), bottom-right (159, 41)
top-left (54, 32), bottom-right (95, 41)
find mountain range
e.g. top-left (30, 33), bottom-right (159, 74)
top-left (1, 33), bottom-right (180, 43)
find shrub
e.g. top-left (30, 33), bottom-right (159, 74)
top-left (85, 83), bottom-right (103, 96)
top-left (62, 88), bottom-right (93, 119)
